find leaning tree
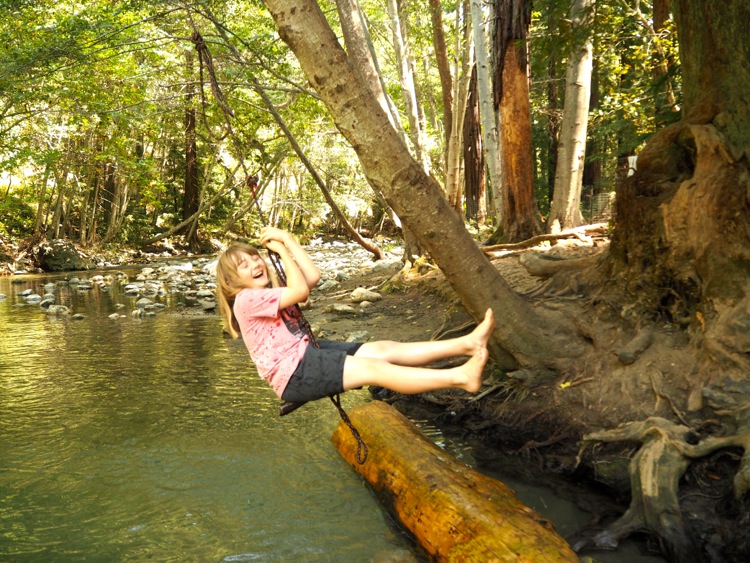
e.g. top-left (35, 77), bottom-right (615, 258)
top-left (261, 0), bottom-right (749, 559)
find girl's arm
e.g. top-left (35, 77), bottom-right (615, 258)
top-left (260, 227), bottom-right (321, 289)
top-left (264, 240), bottom-right (310, 310)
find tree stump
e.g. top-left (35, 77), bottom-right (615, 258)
top-left (332, 401), bottom-right (578, 562)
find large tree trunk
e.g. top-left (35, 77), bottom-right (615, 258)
top-left (493, 0), bottom-right (541, 242)
top-left (262, 0), bottom-right (588, 371)
top-left (332, 401), bottom-right (579, 562)
top-left (581, 1), bottom-right (750, 558)
top-left (608, 0), bottom-right (750, 396)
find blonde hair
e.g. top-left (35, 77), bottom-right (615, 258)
top-left (215, 242), bottom-right (265, 339)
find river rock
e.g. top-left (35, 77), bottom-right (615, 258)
top-left (33, 239), bottom-right (95, 272)
top-left (346, 331), bottom-right (370, 342)
top-left (46, 305), bottom-right (70, 315)
top-left (350, 287), bottom-right (382, 303)
top-left (371, 259), bottom-right (402, 272)
top-left (329, 303), bottom-right (358, 316)
top-left (317, 280), bottom-right (340, 292)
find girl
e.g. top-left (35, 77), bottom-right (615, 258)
top-left (216, 227), bottom-right (494, 403)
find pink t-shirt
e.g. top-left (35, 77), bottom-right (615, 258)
top-left (233, 287), bottom-right (310, 397)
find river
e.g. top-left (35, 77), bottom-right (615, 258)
top-left (0, 264), bottom-right (664, 561)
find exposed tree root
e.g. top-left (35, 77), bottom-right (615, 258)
top-left (518, 251), bottom-right (601, 278)
top-left (575, 416), bottom-right (750, 561)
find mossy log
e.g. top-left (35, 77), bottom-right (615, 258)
top-left (332, 401), bottom-right (578, 562)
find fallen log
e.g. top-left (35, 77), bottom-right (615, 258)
top-left (332, 401), bottom-right (578, 562)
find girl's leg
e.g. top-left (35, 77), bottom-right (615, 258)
top-left (342, 348), bottom-right (489, 394)
top-left (354, 309), bottom-right (494, 367)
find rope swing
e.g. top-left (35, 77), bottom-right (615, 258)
top-left (187, 27), bottom-right (368, 464)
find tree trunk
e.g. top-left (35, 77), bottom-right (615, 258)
top-left (386, 0), bottom-right (428, 171)
top-left (608, 0), bottom-right (750, 387)
top-left (428, 0), bottom-right (453, 148)
top-left (581, 61), bottom-right (601, 222)
top-left (335, 0), bottom-right (402, 133)
top-left (463, 67), bottom-right (485, 223)
top-left (182, 48), bottom-right (200, 249)
top-left (34, 163), bottom-right (51, 235)
top-left (548, 0), bottom-right (594, 233)
top-left (493, 0), bottom-right (540, 242)
top-left (591, 4), bottom-right (750, 553)
top-left (444, 2), bottom-right (472, 216)
top-left (332, 401), bottom-right (579, 562)
top-left (545, 37), bottom-right (560, 211)
top-left (470, 0), bottom-right (503, 224)
top-left (262, 0), bottom-right (588, 370)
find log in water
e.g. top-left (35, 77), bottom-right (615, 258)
top-left (332, 400), bottom-right (579, 562)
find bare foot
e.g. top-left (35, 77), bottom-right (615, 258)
top-left (465, 309), bottom-right (495, 355)
top-left (456, 347), bottom-right (489, 393)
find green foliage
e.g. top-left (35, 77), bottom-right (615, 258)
top-left (0, 193), bottom-right (35, 237)
top-left (0, 0), bottom-right (686, 247)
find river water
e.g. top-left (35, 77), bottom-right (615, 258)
top-left (0, 266), bottom-right (664, 561)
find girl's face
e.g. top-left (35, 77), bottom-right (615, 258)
top-left (234, 251), bottom-right (270, 289)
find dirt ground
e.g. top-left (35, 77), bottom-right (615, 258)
top-left (304, 245), bottom-right (549, 349)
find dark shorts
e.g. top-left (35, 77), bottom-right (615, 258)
top-left (281, 340), bottom-right (363, 402)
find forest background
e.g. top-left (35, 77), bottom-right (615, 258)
top-left (3, 1), bottom-right (750, 562)
top-left (0, 0), bottom-right (669, 252)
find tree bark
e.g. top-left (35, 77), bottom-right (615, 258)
top-left (609, 0), bottom-right (750, 329)
top-left (336, 0), bottom-right (400, 131)
top-left (262, 0), bottom-right (589, 370)
top-left (493, 0), bottom-right (541, 242)
top-left (548, 0), bottom-right (595, 233)
top-left (444, 3), bottom-right (472, 216)
top-left (463, 67), bottom-right (485, 222)
top-left (428, 0), bottom-right (453, 148)
top-left (34, 163), bottom-right (51, 235)
top-left (332, 401), bottom-right (579, 562)
top-left (470, 0), bottom-right (503, 224)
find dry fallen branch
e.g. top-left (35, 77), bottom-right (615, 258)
top-left (482, 223), bottom-right (609, 255)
